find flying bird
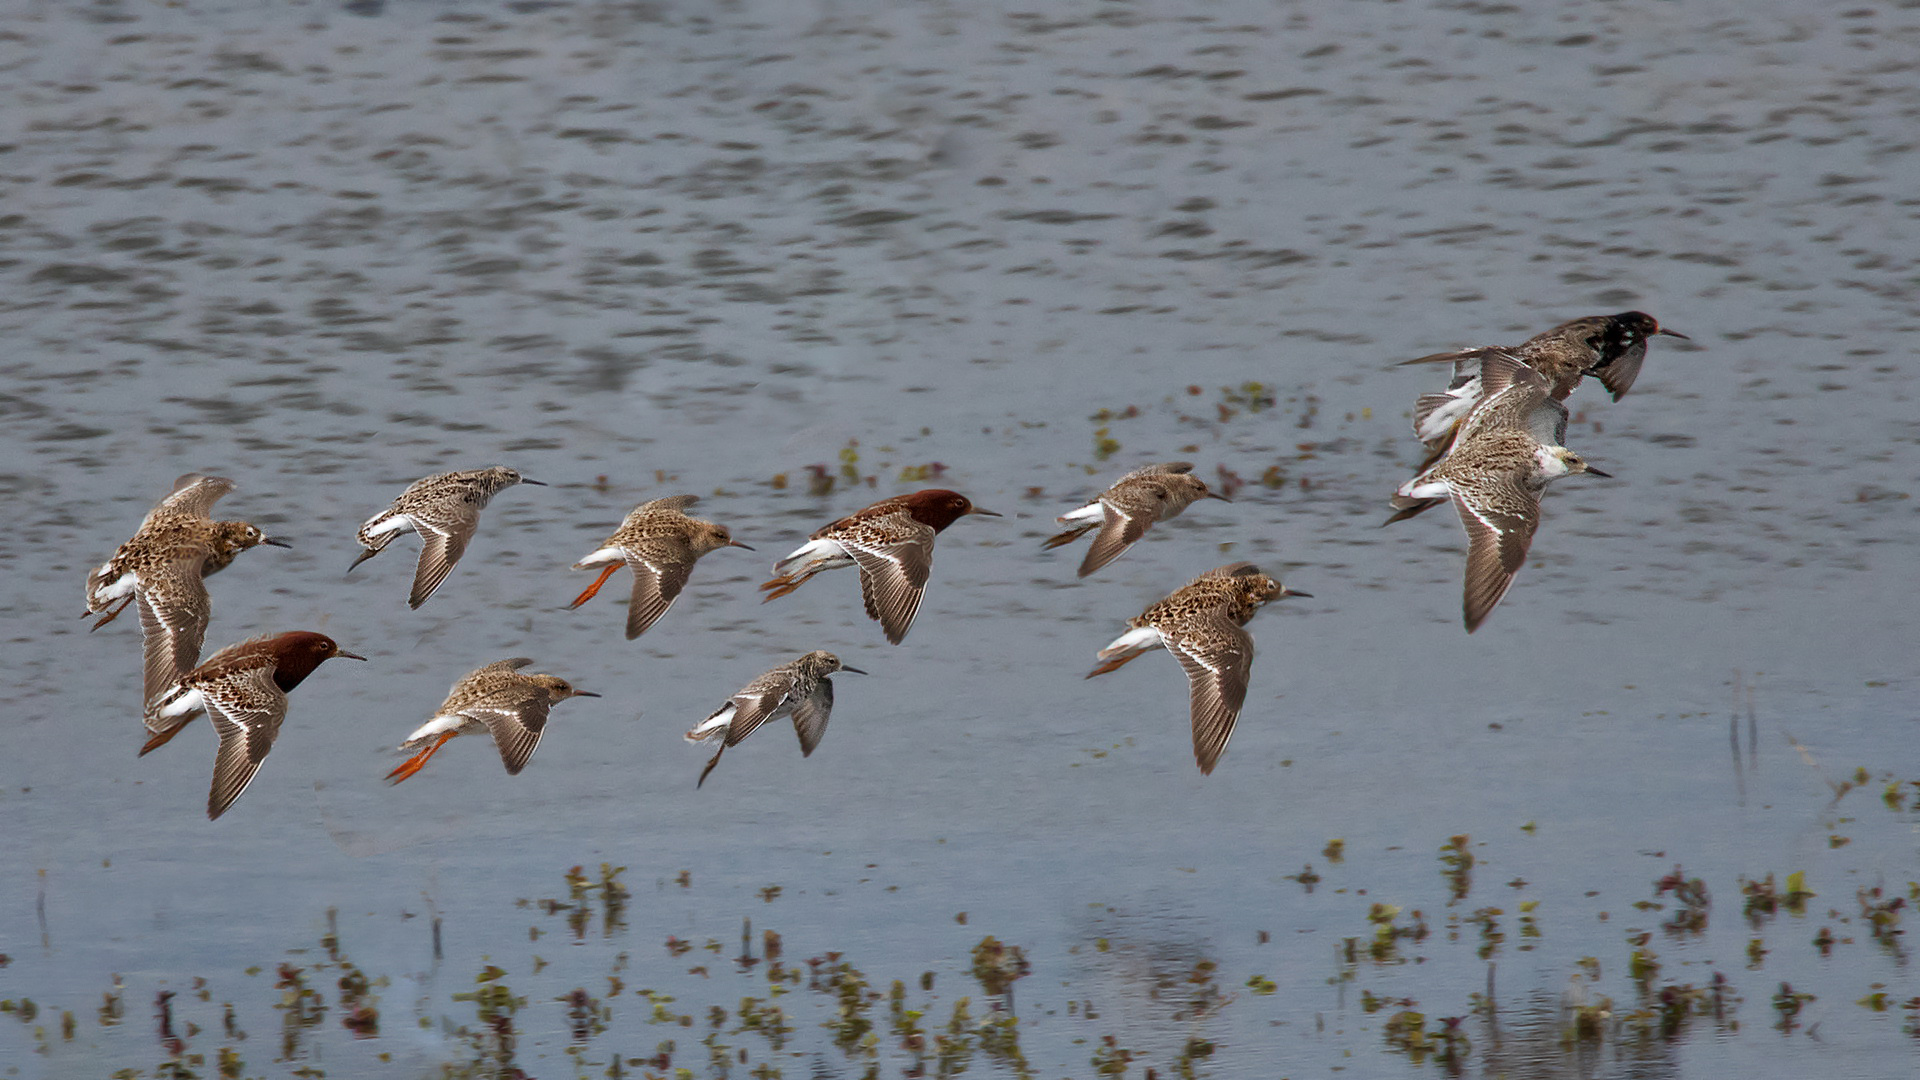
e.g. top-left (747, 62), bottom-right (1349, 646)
top-left (761, 489), bottom-right (998, 644)
top-left (143, 631), bottom-right (365, 818)
top-left (85, 473), bottom-right (290, 708)
top-left (386, 658), bottom-right (599, 783)
top-left (567, 495), bottom-right (753, 639)
top-left (1086, 563), bottom-right (1308, 775)
top-left (349, 466), bottom-right (544, 608)
top-left (1043, 462), bottom-right (1229, 577)
top-left (684, 650), bottom-right (863, 787)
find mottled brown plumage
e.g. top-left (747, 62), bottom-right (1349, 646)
top-left (1043, 462), bottom-right (1229, 577)
top-left (141, 631), bottom-right (365, 819)
top-left (568, 495), bottom-right (753, 639)
top-left (1085, 563), bottom-right (1308, 775)
top-left (386, 658), bottom-right (599, 783)
top-left (760, 489), bottom-right (999, 644)
top-left (85, 474), bottom-right (289, 709)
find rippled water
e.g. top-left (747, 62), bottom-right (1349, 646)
top-left (2, 1), bottom-right (1917, 1077)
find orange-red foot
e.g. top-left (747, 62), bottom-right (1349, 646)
top-left (569, 564), bottom-right (622, 609)
top-left (386, 732), bottom-right (457, 784)
top-left (1085, 652), bottom-right (1146, 679)
top-left (90, 595), bottom-right (135, 631)
top-left (139, 720), bottom-right (192, 757)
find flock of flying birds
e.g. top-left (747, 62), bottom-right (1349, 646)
top-left (83, 310), bottom-right (1684, 819)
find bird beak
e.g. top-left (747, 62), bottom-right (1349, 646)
top-left (574, 690), bottom-right (602, 698)
top-left (968, 507), bottom-right (1002, 517)
top-left (839, 666), bottom-right (868, 676)
top-left (261, 537), bottom-right (293, 549)
top-left (1584, 465), bottom-right (1613, 479)
top-left (1655, 327), bottom-right (1689, 340)
top-left (1205, 490), bottom-right (1233, 503)
top-left (520, 478), bottom-right (549, 486)
top-left (729, 541), bottom-right (757, 551)
top-left (336, 650), bottom-right (369, 662)
top-left (346, 549), bottom-right (378, 574)
top-left (1281, 588), bottom-right (1313, 600)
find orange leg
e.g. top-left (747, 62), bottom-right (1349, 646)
top-left (759, 567), bottom-right (817, 602)
top-left (1041, 525), bottom-right (1095, 551)
top-left (139, 719), bottom-right (193, 757)
top-left (1085, 650), bottom-right (1148, 679)
top-left (568, 563), bottom-right (623, 609)
top-left (386, 732), bottom-right (458, 784)
top-left (90, 594), bottom-right (135, 631)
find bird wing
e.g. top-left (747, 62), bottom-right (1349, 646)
top-left (1450, 475), bottom-right (1542, 633)
top-left (1525, 394), bottom-right (1571, 448)
top-left (1078, 498), bottom-right (1155, 578)
top-left (1456, 354), bottom-right (1552, 443)
top-left (723, 670), bottom-right (800, 747)
top-left (1399, 346), bottom-right (1502, 389)
top-left (638, 494), bottom-right (701, 513)
top-left (1593, 337), bottom-right (1648, 400)
top-left (621, 536), bottom-right (697, 639)
top-left (404, 498), bottom-right (483, 608)
top-left (790, 676), bottom-right (835, 757)
top-left (135, 554), bottom-right (213, 707)
top-left (466, 690), bottom-right (555, 775)
top-left (202, 665), bottom-right (290, 820)
top-left (1197, 561), bottom-right (1263, 581)
top-left (842, 516), bottom-right (936, 644)
top-left (153, 474), bottom-right (237, 520)
top-left (1164, 614), bottom-right (1255, 776)
top-left (1116, 461), bottom-right (1194, 482)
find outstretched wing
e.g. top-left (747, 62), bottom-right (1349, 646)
top-left (1164, 614), bottom-right (1255, 776)
top-left (1593, 337), bottom-right (1649, 401)
top-left (723, 670), bottom-right (801, 747)
top-left (404, 498), bottom-right (483, 608)
top-left (843, 516), bottom-right (936, 645)
top-left (790, 677), bottom-right (835, 757)
top-left (467, 692), bottom-right (555, 775)
top-left (149, 474), bottom-right (236, 523)
top-left (1078, 499), bottom-right (1155, 578)
top-left (621, 537), bottom-right (697, 639)
top-left (203, 666), bottom-right (290, 820)
top-left (1450, 476), bottom-right (1542, 633)
top-left (135, 555), bottom-right (213, 707)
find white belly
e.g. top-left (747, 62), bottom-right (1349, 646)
top-left (400, 713), bottom-right (468, 746)
top-left (772, 537), bottom-right (852, 578)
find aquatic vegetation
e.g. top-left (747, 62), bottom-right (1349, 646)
top-left (1437, 835), bottom-right (1474, 904)
top-left (1654, 865), bottom-right (1711, 935)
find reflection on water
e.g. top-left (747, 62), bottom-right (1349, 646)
top-left (3, 0), bottom-right (1920, 1077)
